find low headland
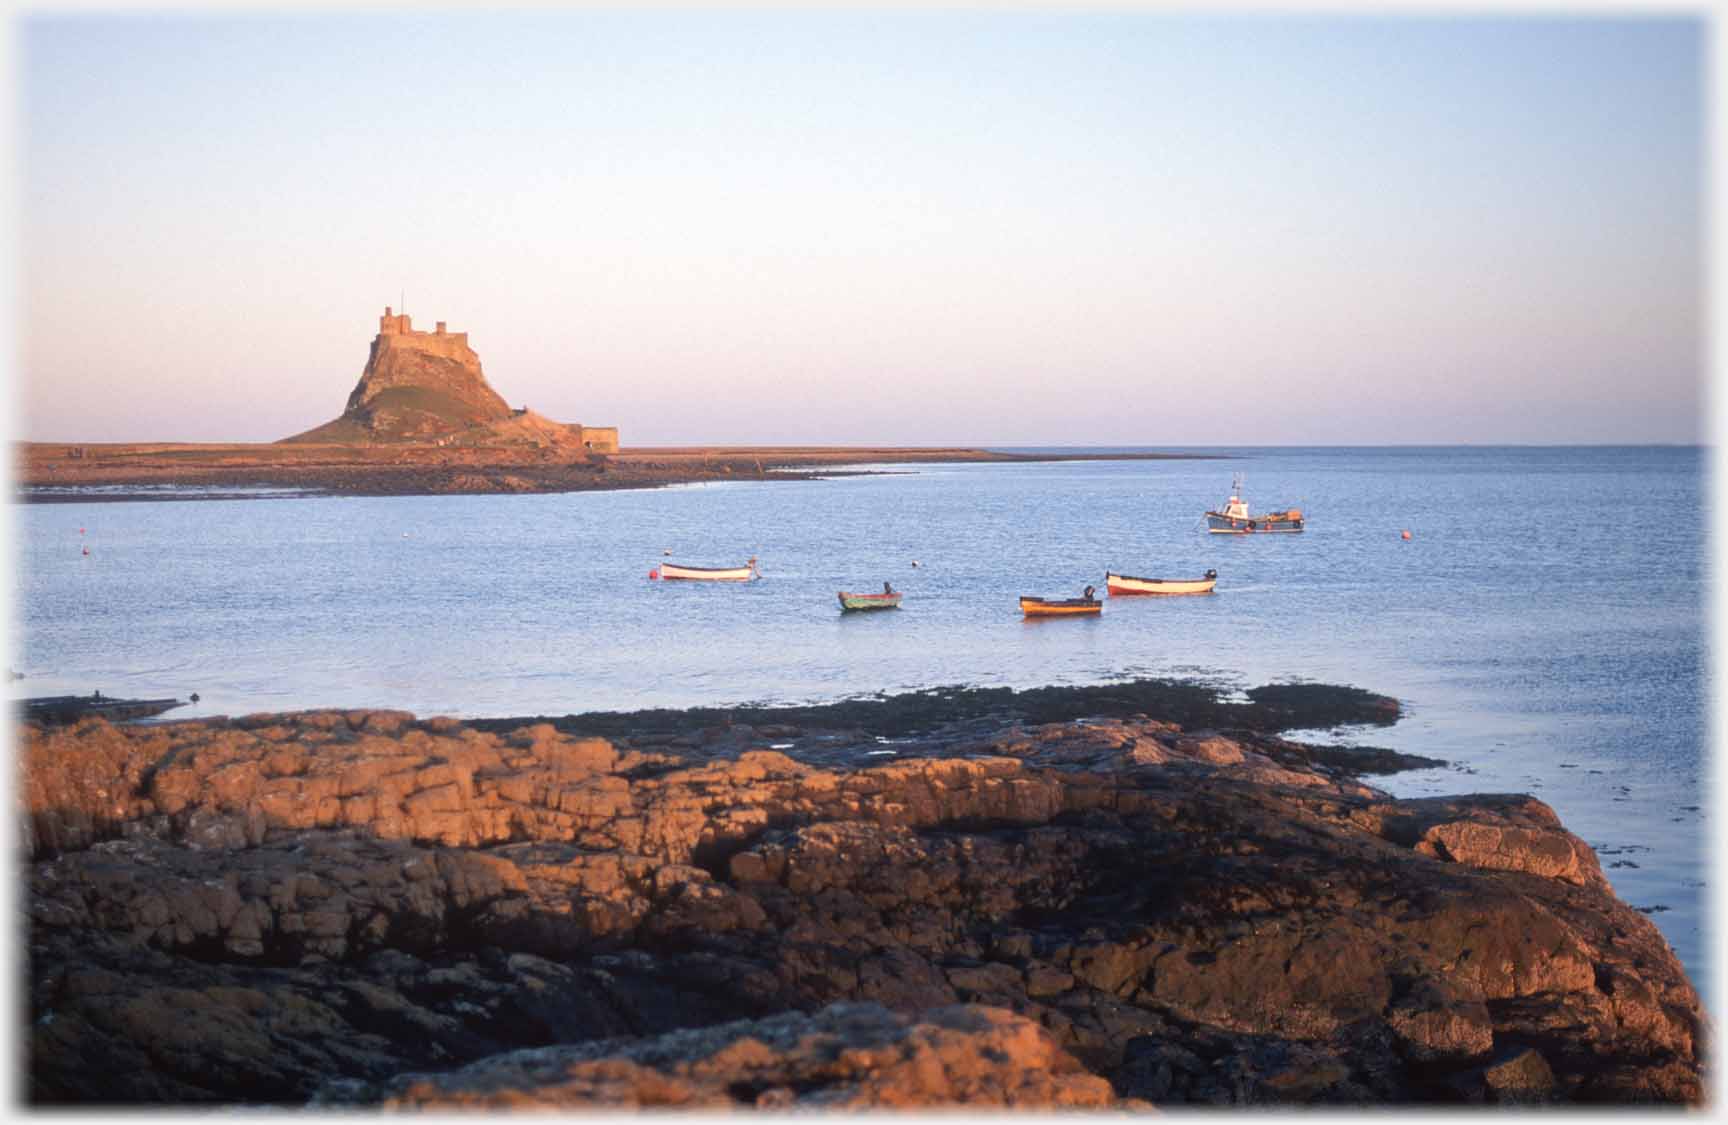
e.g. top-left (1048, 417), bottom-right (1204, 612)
top-left (23, 678), bottom-right (1703, 1106)
top-left (17, 442), bottom-right (1216, 502)
top-left (20, 306), bottom-right (1215, 502)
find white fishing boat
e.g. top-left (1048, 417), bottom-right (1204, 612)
top-left (1205, 475), bottom-right (1304, 534)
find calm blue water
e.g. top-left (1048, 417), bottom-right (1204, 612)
top-left (12, 446), bottom-right (1709, 994)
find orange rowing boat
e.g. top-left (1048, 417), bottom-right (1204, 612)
top-left (1019, 587), bottom-right (1102, 617)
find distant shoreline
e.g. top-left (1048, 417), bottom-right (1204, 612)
top-left (14, 442), bottom-right (1225, 504)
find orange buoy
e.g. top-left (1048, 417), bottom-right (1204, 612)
top-left (1401, 530), bottom-right (1412, 540)
top-left (649, 568), bottom-right (659, 579)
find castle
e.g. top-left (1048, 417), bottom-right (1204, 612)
top-left (281, 307), bottom-right (620, 452)
top-left (379, 306), bottom-right (464, 344)
top-left (372, 306), bottom-right (619, 454)
top-left (380, 306), bottom-right (429, 334)
top-left (371, 305), bottom-right (477, 364)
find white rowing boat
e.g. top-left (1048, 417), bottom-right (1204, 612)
top-left (657, 558), bottom-right (759, 581)
top-left (1105, 569), bottom-right (1218, 596)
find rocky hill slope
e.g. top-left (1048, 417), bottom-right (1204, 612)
top-left (23, 689), bottom-right (1703, 1107)
top-left (282, 312), bottom-right (584, 449)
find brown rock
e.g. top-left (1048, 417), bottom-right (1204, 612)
top-left (1026, 963), bottom-right (1077, 998)
top-left (1369, 794), bottom-right (1611, 891)
top-left (1450, 1045), bottom-right (1557, 1104)
top-left (345, 1003), bottom-right (1117, 1110)
top-left (20, 707), bottom-right (1705, 1107)
top-left (1385, 979), bottom-right (1494, 1062)
top-left (1174, 732), bottom-right (1247, 765)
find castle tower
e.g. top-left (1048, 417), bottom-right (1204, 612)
top-left (379, 306), bottom-right (413, 335)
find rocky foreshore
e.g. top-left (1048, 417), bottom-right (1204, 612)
top-left (23, 682), bottom-right (1704, 1106)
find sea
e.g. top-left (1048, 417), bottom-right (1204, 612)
top-left (11, 445), bottom-right (1710, 999)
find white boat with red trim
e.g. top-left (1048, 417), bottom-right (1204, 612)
top-left (1105, 569), bottom-right (1217, 596)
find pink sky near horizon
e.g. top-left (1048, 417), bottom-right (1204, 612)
top-left (18, 12), bottom-right (1706, 446)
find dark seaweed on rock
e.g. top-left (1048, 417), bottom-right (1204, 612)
top-left (472, 678), bottom-right (1402, 743)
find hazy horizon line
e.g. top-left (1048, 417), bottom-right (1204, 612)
top-left (12, 438), bottom-right (1708, 451)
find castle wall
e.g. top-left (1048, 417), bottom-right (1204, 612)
top-left (373, 329), bottom-right (473, 362)
top-left (377, 308), bottom-right (469, 354)
top-left (580, 427), bottom-right (620, 454)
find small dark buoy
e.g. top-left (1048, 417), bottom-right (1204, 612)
top-left (81, 546), bottom-right (89, 556)
top-left (190, 692), bottom-right (200, 703)
top-left (911, 560), bottom-right (921, 568)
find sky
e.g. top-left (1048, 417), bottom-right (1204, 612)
top-left (15, 10), bottom-right (1708, 445)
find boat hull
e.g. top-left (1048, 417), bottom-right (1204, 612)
top-left (839, 591), bottom-right (902, 611)
top-left (1205, 512), bottom-right (1304, 534)
top-left (1019, 596), bottom-right (1101, 617)
top-left (20, 694), bottom-right (185, 724)
top-left (1105, 571), bottom-right (1217, 596)
top-left (660, 562), bottom-right (756, 581)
